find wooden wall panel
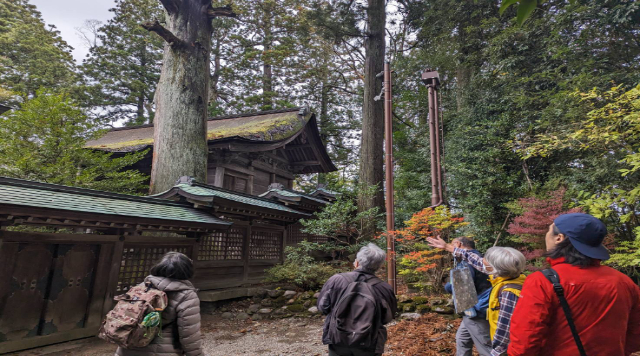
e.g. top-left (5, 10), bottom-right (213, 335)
top-left (253, 169), bottom-right (271, 195)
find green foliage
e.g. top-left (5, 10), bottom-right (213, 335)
top-left (394, 0), bottom-right (640, 249)
top-left (264, 241), bottom-right (350, 289)
top-left (499, 0), bottom-right (577, 25)
top-left (300, 184), bottom-right (382, 244)
top-left (0, 90), bottom-right (148, 194)
top-left (523, 85), bottom-right (640, 275)
top-left (79, 0), bottom-right (164, 125)
top-left (0, 0), bottom-right (77, 102)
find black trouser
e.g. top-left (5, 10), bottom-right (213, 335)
top-left (328, 344), bottom-right (381, 356)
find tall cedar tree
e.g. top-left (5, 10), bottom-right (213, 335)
top-left (81, 0), bottom-right (164, 126)
top-left (143, 0), bottom-right (234, 194)
top-left (307, 0), bottom-right (386, 235)
top-left (359, 0), bottom-right (386, 225)
top-left (0, 0), bottom-right (77, 103)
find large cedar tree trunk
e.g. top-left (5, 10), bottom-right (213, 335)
top-left (145, 1), bottom-right (233, 194)
top-left (358, 0), bottom-right (386, 234)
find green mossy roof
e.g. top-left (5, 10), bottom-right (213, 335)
top-left (86, 108), bottom-right (308, 152)
top-left (0, 177), bottom-right (231, 226)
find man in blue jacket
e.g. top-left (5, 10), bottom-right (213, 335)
top-left (445, 237), bottom-right (492, 356)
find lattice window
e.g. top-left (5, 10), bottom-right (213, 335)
top-left (198, 228), bottom-right (244, 261)
top-left (286, 223), bottom-right (307, 245)
top-left (286, 224), bottom-right (329, 245)
top-left (308, 234), bottom-right (329, 243)
top-left (250, 230), bottom-right (282, 260)
top-left (117, 245), bottom-right (189, 292)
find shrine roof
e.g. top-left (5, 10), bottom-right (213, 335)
top-left (0, 177), bottom-right (232, 230)
top-left (153, 177), bottom-right (310, 220)
top-left (86, 107), bottom-right (309, 153)
top-left (259, 184), bottom-right (328, 205)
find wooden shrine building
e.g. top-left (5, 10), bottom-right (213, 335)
top-left (0, 108), bottom-right (338, 353)
top-left (86, 107), bottom-right (336, 194)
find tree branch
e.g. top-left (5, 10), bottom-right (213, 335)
top-left (141, 21), bottom-right (185, 48)
top-left (159, 0), bottom-right (180, 14)
top-left (206, 5), bottom-right (236, 19)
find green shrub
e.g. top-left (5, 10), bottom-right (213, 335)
top-left (265, 241), bottom-right (349, 289)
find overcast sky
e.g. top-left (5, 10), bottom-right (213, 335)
top-left (31, 0), bottom-right (117, 63)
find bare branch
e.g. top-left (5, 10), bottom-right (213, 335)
top-left (159, 0), bottom-right (180, 14)
top-left (206, 5), bottom-right (236, 19)
top-left (141, 20), bottom-right (185, 48)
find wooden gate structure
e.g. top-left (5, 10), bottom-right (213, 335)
top-left (0, 177), bottom-right (333, 353)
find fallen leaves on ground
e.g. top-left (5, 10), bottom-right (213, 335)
top-left (386, 313), bottom-right (461, 355)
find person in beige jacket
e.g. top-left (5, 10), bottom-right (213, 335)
top-left (116, 252), bottom-right (204, 356)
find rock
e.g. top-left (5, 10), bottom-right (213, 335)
top-left (283, 290), bottom-right (297, 298)
top-left (248, 304), bottom-right (261, 313)
top-left (258, 308), bottom-right (273, 314)
top-left (299, 291), bottom-right (313, 300)
top-left (308, 306), bottom-right (319, 314)
top-left (260, 298), bottom-right (273, 307)
top-left (412, 296), bottom-right (428, 304)
top-left (220, 307), bottom-right (229, 313)
top-left (254, 288), bottom-right (268, 299)
top-left (221, 312), bottom-right (234, 319)
top-left (303, 300), bottom-right (312, 308)
top-left (430, 298), bottom-right (444, 305)
top-left (416, 304), bottom-right (431, 314)
top-left (237, 312), bottom-right (250, 320)
top-left (398, 295), bottom-right (414, 303)
top-left (286, 298), bottom-right (295, 305)
top-left (433, 306), bottom-right (454, 314)
top-left (252, 314), bottom-right (263, 321)
top-left (286, 304), bottom-right (305, 313)
top-left (400, 312), bottom-right (422, 320)
top-left (446, 299), bottom-right (454, 307)
top-left (272, 295), bottom-right (287, 306)
top-left (402, 303), bottom-right (416, 312)
top-left (313, 292), bottom-right (320, 299)
top-left (267, 289), bottom-right (284, 298)
top-left (407, 283), bottom-right (421, 293)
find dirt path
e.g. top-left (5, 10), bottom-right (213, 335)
top-left (11, 316), bottom-right (328, 356)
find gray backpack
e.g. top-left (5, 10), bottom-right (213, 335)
top-left (327, 272), bottom-right (383, 349)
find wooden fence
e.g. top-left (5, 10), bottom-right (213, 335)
top-left (0, 220), bottom-right (295, 354)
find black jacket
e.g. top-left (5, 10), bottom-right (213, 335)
top-left (317, 269), bottom-right (397, 353)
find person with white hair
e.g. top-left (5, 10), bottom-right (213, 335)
top-left (317, 243), bottom-right (398, 356)
top-left (427, 236), bottom-right (526, 356)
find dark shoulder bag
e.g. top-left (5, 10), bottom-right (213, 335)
top-left (541, 268), bottom-right (587, 356)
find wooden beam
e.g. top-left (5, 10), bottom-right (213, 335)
top-left (291, 160), bottom-right (320, 166)
top-left (286, 143), bottom-right (311, 149)
top-left (103, 236), bottom-right (125, 313)
top-left (213, 166), bottom-right (225, 187)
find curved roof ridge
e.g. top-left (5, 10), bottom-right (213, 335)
top-left (108, 107), bottom-right (303, 132)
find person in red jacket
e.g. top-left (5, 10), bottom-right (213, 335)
top-left (508, 213), bottom-right (640, 356)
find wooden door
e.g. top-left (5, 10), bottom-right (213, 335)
top-left (0, 242), bottom-right (104, 353)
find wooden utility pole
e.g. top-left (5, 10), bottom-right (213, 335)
top-left (422, 69), bottom-right (443, 207)
top-left (383, 61), bottom-right (396, 293)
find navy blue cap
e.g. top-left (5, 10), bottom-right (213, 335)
top-left (553, 213), bottom-right (609, 260)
